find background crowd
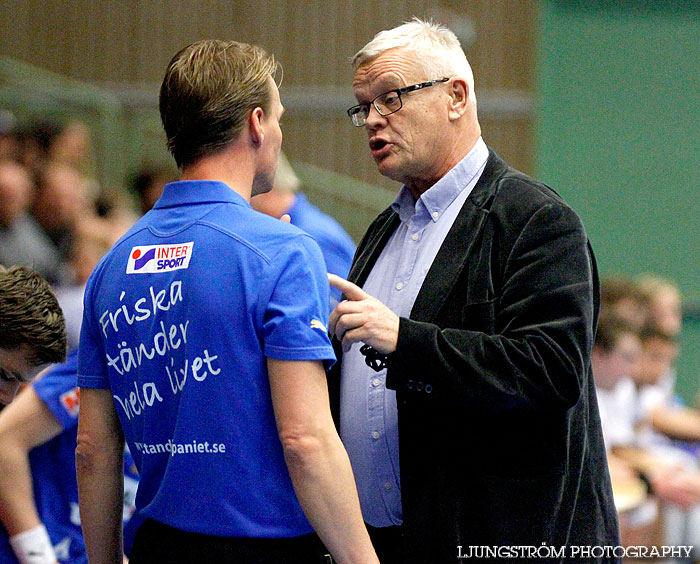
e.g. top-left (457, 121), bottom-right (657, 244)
top-left (594, 273), bottom-right (700, 557)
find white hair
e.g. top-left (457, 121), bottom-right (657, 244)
top-left (352, 17), bottom-right (475, 105)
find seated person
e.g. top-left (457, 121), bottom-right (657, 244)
top-left (0, 349), bottom-right (138, 564)
top-left (632, 326), bottom-right (700, 450)
top-left (594, 320), bottom-right (700, 504)
top-left (616, 324), bottom-right (700, 552)
top-left (593, 315), bottom-right (641, 450)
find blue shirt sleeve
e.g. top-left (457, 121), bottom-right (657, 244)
top-left (77, 266), bottom-right (110, 389)
top-left (32, 349), bottom-right (80, 431)
top-left (261, 233), bottom-right (336, 368)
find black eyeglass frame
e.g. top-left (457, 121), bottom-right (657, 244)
top-left (347, 77), bottom-right (450, 127)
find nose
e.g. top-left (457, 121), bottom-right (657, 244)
top-left (0, 380), bottom-right (21, 405)
top-left (364, 103), bottom-right (386, 129)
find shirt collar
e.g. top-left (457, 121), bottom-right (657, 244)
top-left (391, 137), bottom-right (489, 224)
top-left (153, 180), bottom-right (251, 210)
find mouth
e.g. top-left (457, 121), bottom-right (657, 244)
top-left (369, 138), bottom-right (391, 157)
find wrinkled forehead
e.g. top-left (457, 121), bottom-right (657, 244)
top-left (352, 48), bottom-right (424, 99)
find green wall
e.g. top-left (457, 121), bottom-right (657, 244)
top-left (537, 1), bottom-right (700, 403)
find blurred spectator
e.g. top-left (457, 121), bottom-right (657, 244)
top-left (31, 161), bottom-right (94, 282)
top-left (129, 165), bottom-right (176, 215)
top-left (629, 275), bottom-right (700, 448)
top-left (54, 217), bottom-right (130, 350)
top-left (46, 120), bottom-right (93, 174)
top-left (632, 326), bottom-right (700, 446)
top-left (630, 324), bottom-right (700, 554)
top-left (251, 151), bottom-right (355, 308)
top-left (0, 160), bottom-right (62, 283)
top-left (10, 120), bottom-right (95, 180)
top-left (601, 274), bottom-right (649, 331)
top-left (591, 314), bottom-right (657, 544)
top-left (593, 314), bottom-right (642, 450)
top-left (13, 122), bottom-right (63, 176)
top-left (593, 314), bottom-right (700, 558)
top-left (637, 274), bottom-right (683, 337)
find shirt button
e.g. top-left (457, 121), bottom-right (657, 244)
top-left (372, 378), bottom-right (381, 387)
top-left (432, 211), bottom-right (439, 219)
top-left (411, 233), bottom-right (419, 241)
top-left (396, 282), bottom-right (403, 290)
top-left (372, 431), bottom-right (381, 439)
top-left (384, 482), bottom-right (393, 490)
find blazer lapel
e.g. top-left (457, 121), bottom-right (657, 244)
top-left (410, 150), bottom-right (504, 323)
top-left (347, 208), bottom-right (400, 287)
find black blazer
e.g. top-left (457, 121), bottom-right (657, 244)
top-left (328, 150), bottom-right (620, 563)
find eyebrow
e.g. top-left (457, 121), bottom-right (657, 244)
top-left (0, 366), bottom-right (31, 383)
top-left (16, 371), bottom-right (32, 383)
top-left (354, 80), bottom-right (402, 103)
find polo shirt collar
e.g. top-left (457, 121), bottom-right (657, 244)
top-left (154, 180), bottom-right (251, 210)
top-left (391, 136), bottom-right (488, 224)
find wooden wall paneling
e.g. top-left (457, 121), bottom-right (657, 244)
top-left (0, 0), bottom-right (536, 196)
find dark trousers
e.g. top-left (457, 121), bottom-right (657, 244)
top-left (129, 519), bottom-right (331, 564)
top-left (366, 524), bottom-right (404, 564)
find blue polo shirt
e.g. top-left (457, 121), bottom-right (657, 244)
top-left (78, 180), bottom-right (335, 538)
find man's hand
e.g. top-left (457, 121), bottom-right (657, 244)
top-left (328, 274), bottom-right (399, 354)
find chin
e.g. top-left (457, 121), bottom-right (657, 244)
top-left (377, 165), bottom-right (408, 186)
top-left (375, 158), bottom-right (399, 180)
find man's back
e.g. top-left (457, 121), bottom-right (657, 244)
top-left (79, 180), bottom-right (334, 537)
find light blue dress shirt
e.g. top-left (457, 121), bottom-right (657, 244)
top-left (340, 138), bottom-right (489, 527)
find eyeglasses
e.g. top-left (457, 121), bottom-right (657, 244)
top-left (347, 78), bottom-right (449, 127)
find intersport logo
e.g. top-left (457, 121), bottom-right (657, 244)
top-left (126, 242), bottom-right (194, 274)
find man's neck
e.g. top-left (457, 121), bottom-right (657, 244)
top-left (405, 133), bottom-right (483, 201)
top-left (180, 149), bottom-right (255, 202)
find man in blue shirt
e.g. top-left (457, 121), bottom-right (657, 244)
top-left (76, 39), bottom-right (377, 564)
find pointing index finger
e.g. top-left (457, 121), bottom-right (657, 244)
top-left (328, 273), bottom-right (367, 301)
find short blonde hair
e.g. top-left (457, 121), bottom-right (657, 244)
top-left (352, 17), bottom-right (475, 104)
top-left (160, 40), bottom-right (278, 168)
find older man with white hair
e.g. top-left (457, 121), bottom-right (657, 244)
top-left (328, 17), bottom-right (620, 563)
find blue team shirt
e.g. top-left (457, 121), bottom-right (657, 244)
top-left (78, 180), bottom-right (335, 538)
top-left (0, 349), bottom-right (138, 564)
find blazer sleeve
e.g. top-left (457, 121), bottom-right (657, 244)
top-left (386, 199), bottom-right (598, 415)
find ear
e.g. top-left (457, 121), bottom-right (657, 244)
top-left (249, 107), bottom-right (265, 146)
top-left (447, 78), bottom-right (469, 121)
